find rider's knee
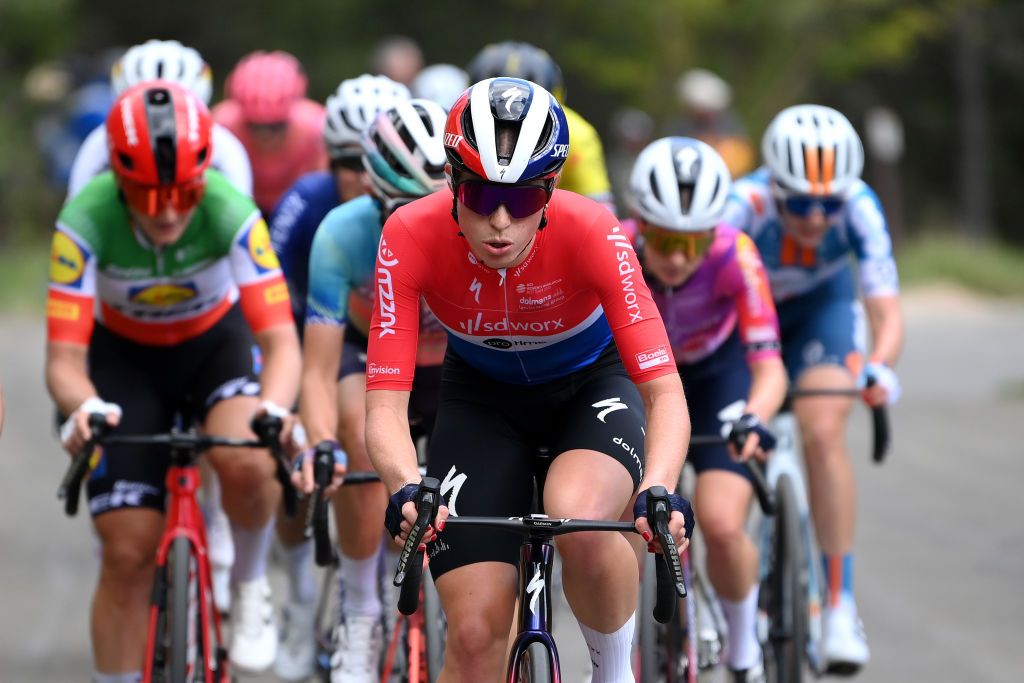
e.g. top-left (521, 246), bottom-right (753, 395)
top-left (100, 531), bottom-right (156, 588)
top-left (213, 450), bottom-right (273, 491)
top-left (445, 611), bottom-right (507, 664)
top-left (699, 513), bottom-right (747, 554)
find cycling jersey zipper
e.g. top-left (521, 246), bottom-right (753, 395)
top-left (499, 268), bottom-right (532, 383)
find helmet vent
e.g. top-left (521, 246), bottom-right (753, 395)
top-left (154, 136), bottom-right (177, 185)
top-left (118, 153), bottom-right (134, 170)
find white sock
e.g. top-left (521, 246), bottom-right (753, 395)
top-left (340, 550), bottom-right (382, 619)
top-left (721, 584), bottom-right (762, 671)
top-left (93, 673), bottom-right (141, 683)
top-left (578, 613), bottom-right (636, 683)
top-left (284, 539), bottom-right (317, 605)
top-left (230, 519), bottom-right (274, 584)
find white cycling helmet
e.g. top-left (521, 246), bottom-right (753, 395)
top-left (323, 74), bottom-right (411, 159)
top-left (362, 98), bottom-right (448, 211)
top-left (412, 64), bottom-right (468, 109)
top-left (629, 137), bottom-right (731, 231)
top-left (762, 104), bottom-right (864, 197)
top-left (111, 40), bottom-right (212, 105)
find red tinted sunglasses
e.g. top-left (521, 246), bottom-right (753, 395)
top-left (120, 177), bottom-right (206, 217)
top-left (456, 181), bottom-right (550, 219)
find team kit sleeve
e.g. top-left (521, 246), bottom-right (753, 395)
top-left (365, 217), bottom-right (425, 391)
top-left (227, 213), bottom-right (295, 333)
top-left (65, 127), bottom-right (110, 203)
top-left (46, 224), bottom-right (98, 345)
top-left (732, 233), bottom-right (783, 363)
top-left (580, 210), bottom-right (678, 383)
top-left (304, 214), bottom-right (355, 327)
top-left (846, 189), bottom-right (900, 298)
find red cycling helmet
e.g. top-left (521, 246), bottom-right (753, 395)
top-left (107, 80), bottom-right (213, 215)
top-left (226, 50), bottom-right (307, 124)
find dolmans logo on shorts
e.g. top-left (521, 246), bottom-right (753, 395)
top-left (366, 363), bottom-right (401, 379)
top-left (636, 346), bottom-right (670, 370)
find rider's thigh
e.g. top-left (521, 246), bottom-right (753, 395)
top-left (94, 508), bottom-right (164, 584)
top-left (436, 562), bottom-right (517, 673)
top-left (794, 365), bottom-right (855, 453)
top-left (204, 395), bottom-right (273, 487)
top-left (694, 469), bottom-right (752, 547)
top-left (543, 449), bottom-right (635, 522)
top-left (336, 372), bottom-right (370, 469)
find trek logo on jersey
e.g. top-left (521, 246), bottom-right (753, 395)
top-left (607, 227), bottom-right (643, 323)
top-left (244, 219), bottom-right (281, 274)
top-left (120, 96), bottom-right (139, 146)
top-left (457, 313), bottom-right (565, 334)
top-left (128, 282), bottom-right (199, 306)
top-left (444, 132), bottom-right (463, 148)
top-left (636, 346), bottom-right (670, 370)
top-left (376, 237), bottom-right (399, 338)
top-left (366, 363), bottom-right (401, 379)
top-left (50, 231), bottom-right (88, 287)
top-left (552, 143), bottom-right (569, 158)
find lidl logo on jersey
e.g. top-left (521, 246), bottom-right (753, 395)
top-left (50, 231), bottom-right (89, 287)
top-left (635, 346), bottom-right (670, 370)
top-left (244, 219), bottom-right (281, 274)
top-left (129, 282), bottom-right (199, 306)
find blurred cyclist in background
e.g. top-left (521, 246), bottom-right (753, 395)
top-left (629, 137), bottom-right (787, 682)
top-left (214, 50), bottom-right (328, 215)
top-left (411, 63), bottom-right (468, 109)
top-left (724, 104), bottom-right (904, 675)
top-left (670, 68), bottom-right (755, 179)
top-left (369, 35), bottom-right (424, 88)
top-left (66, 40), bottom-right (253, 201)
top-left (301, 98), bottom-right (449, 683)
top-left (267, 73), bottom-right (410, 682)
top-left (467, 41), bottom-right (615, 211)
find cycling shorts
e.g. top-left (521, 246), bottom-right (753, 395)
top-left (677, 331), bottom-right (753, 483)
top-left (85, 305), bottom-right (259, 517)
top-left (426, 342), bottom-right (645, 579)
top-left (776, 268), bottom-right (866, 382)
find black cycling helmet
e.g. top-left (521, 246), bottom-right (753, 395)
top-left (466, 41), bottom-right (565, 102)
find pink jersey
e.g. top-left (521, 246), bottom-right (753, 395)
top-left (366, 190), bottom-right (677, 390)
top-left (213, 98), bottom-right (328, 214)
top-left (640, 223), bottom-right (781, 366)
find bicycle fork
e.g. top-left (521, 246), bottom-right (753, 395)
top-left (507, 540), bottom-right (561, 683)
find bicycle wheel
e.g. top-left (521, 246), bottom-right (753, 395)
top-left (638, 552), bottom-right (688, 683)
top-left (167, 535), bottom-right (205, 683)
top-left (763, 474), bottom-right (807, 683)
top-left (423, 567), bottom-right (446, 682)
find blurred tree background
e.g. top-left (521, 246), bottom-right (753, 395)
top-left (1, 0), bottom-right (1021, 257)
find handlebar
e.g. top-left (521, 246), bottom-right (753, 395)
top-left (688, 434), bottom-right (775, 516)
top-left (788, 386), bottom-right (891, 463)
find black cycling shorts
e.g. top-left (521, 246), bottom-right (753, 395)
top-left (426, 342), bottom-right (646, 579)
top-left (85, 305), bottom-right (259, 517)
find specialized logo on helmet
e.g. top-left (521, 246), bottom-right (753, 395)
top-left (444, 132), bottom-right (463, 148)
top-left (674, 146), bottom-right (701, 182)
top-left (120, 97), bottom-right (139, 146)
top-left (493, 83), bottom-right (529, 119)
top-left (245, 220), bottom-right (281, 273)
top-left (50, 232), bottom-right (87, 287)
top-left (128, 282), bottom-right (199, 306)
top-left (185, 91), bottom-right (200, 144)
top-left (552, 143), bottom-right (569, 158)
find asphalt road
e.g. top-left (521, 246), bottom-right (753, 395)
top-left (2, 285), bottom-right (1022, 682)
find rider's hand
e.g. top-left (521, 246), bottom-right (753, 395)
top-left (861, 362), bottom-right (901, 407)
top-left (293, 440), bottom-right (348, 496)
top-left (59, 397), bottom-right (121, 455)
top-left (727, 413), bottom-right (777, 462)
top-left (633, 488), bottom-right (694, 556)
top-left (385, 483), bottom-right (449, 548)
top-left (252, 400), bottom-right (297, 448)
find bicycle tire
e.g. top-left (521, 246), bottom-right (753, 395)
top-left (423, 567), bottom-right (446, 682)
top-left (764, 474), bottom-right (807, 683)
top-left (168, 535), bottom-right (202, 683)
top-left (638, 552), bottom-right (660, 683)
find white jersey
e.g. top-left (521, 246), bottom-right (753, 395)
top-left (65, 123), bottom-right (254, 201)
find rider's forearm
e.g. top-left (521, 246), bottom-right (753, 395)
top-left (255, 324), bottom-right (301, 409)
top-left (637, 373), bottom-right (689, 492)
top-left (45, 342), bottom-right (98, 415)
top-left (365, 391), bottom-right (420, 494)
top-left (299, 365), bottom-right (339, 445)
top-left (865, 294), bottom-right (904, 366)
top-left (745, 357), bottom-right (788, 422)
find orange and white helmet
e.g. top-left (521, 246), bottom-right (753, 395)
top-left (761, 104), bottom-right (863, 197)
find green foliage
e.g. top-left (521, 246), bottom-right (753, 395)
top-left (898, 235), bottom-right (1024, 296)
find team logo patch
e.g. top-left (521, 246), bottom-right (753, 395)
top-left (263, 281), bottom-right (290, 305)
top-left (46, 298), bottom-right (81, 321)
top-left (246, 219), bottom-right (281, 273)
top-left (50, 232), bottom-right (87, 286)
top-left (129, 282), bottom-right (199, 306)
top-left (636, 346), bottom-right (670, 370)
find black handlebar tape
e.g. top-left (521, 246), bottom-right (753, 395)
top-left (252, 415), bottom-right (298, 517)
top-left (645, 486), bottom-right (686, 624)
top-left (58, 413), bottom-right (113, 517)
top-left (743, 459), bottom-right (776, 516)
top-left (311, 443), bottom-right (335, 566)
top-left (393, 476), bottom-right (441, 615)
top-left (871, 406), bottom-right (891, 463)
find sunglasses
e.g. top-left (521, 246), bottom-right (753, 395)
top-left (643, 226), bottom-right (715, 259)
top-left (120, 177), bottom-right (206, 217)
top-left (330, 155), bottom-right (365, 172)
top-left (780, 194), bottom-right (845, 217)
top-left (456, 181), bottom-right (550, 219)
